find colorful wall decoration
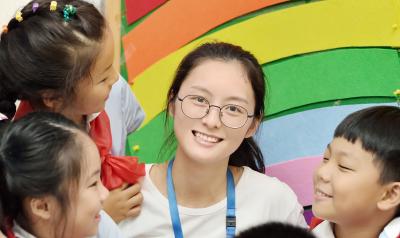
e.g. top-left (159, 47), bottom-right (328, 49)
top-left (120, 0), bottom-right (400, 217)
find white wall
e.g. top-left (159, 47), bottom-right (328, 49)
top-left (1, 0), bottom-right (104, 26)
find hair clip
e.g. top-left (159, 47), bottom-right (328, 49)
top-left (2, 25), bottom-right (8, 34)
top-left (15, 11), bottom-right (23, 22)
top-left (0, 113), bottom-right (8, 121)
top-left (50, 1), bottom-right (57, 11)
top-left (32, 2), bottom-right (39, 13)
top-left (63, 4), bottom-right (77, 22)
top-left (394, 89), bottom-right (400, 107)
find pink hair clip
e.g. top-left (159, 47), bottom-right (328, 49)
top-left (32, 3), bottom-right (39, 13)
top-left (0, 113), bottom-right (8, 121)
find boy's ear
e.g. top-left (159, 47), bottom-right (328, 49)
top-left (377, 182), bottom-right (400, 212)
top-left (29, 196), bottom-right (56, 220)
top-left (245, 116), bottom-right (261, 138)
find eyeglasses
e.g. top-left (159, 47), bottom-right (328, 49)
top-left (177, 95), bottom-right (254, 129)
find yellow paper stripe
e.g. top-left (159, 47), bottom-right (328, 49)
top-left (132, 0), bottom-right (400, 126)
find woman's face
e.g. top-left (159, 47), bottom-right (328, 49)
top-left (172, 59), bottom-right (259, 166)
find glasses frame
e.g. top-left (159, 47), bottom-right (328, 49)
top-left (177, 95), bottom-right (254, 129)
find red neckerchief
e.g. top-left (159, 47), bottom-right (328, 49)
top-left (309, 217), bottom-right (323, 229)
top-left (15, 101), bottom-right (145, 190)
top-left (4, 217), bottom-right (15, 238)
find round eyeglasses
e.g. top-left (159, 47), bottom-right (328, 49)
top-left (177, 95), bottom-right (254, 129)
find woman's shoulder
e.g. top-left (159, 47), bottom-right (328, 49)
top-left (240, 166), bottom-right (295, 194)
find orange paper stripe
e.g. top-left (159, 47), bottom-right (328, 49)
top-left (123, 0), bottom-right (288, 84)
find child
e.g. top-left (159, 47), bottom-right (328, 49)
top-left (0, 0), bottom-right (145, 222)
top-left (118, 42), bottom-right (307, 237)
top-left (235, 222), bottom-right (316, 238)
top-left (312, 106), bottom-right (400, 238)
top-left (0, 112), bottom-right (122, 237)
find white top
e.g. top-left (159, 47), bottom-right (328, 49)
top-left (119, 164), bottom-right (307, 237)
top-left (104, 75), bottom-right (145, 156)
top-left (12, 210), bottom-right (122, 238)
top-left (312, 218), bottom-right (400, 238)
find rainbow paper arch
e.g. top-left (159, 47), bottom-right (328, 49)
top-left (130, 0), bottom-right (400, 126)
top-left (126, 47), bottom-right (400, 163)
top-left (122, 0), bottom-right (289, 83)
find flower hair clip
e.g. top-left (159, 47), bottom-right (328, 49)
top-left (32, 2), bottom-right (39, 13)
top-left (394, 89), bottom-right (400, 107)
top-left (15, 11), bottom-right (23, 22)
top-left (50, 1), bottom-right (57, 11)
top-left (63, 4), bottom-right (77, 22)
top-left (2, 25), bottom-right (8, 34)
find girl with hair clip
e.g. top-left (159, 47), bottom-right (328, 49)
top-left (0, 112), bottom-right (122, 238)
top-left (0, 0), bottom-right (145, 223)
top-left (118, 42), bottom-right (307, 237)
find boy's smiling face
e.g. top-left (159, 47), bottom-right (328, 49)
top-left (312, 137), bottom-right (386, 225)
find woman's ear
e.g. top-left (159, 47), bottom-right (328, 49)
top-left (168, 95), bottom-right (176, 117)
top-left (377, 182), bottom-right (400, 212)
top-left (245, 116), bottom-right (261, 138)
top-left (28, 196), bottom-right (57, 220)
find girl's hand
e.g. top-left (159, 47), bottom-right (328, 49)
top-left (103, 183), bottom-right (143, 223)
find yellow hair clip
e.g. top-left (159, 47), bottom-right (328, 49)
top-left (15, 11), bottom-right (23, 22)
top-left (50, 1), bottom-right (57, 11)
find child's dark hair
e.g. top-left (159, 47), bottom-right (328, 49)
top-left (163, 42), bottom-right (266, 173)
top-left (235, 222), bottom-right (316, 238)
top-left (0, 112), bottom-right (85, 236)
top-left (334, 105), bottom-right (400, 216)
top-left (0, 0), bottom-right (106, 118)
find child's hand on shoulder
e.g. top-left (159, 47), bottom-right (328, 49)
top-left (103, 183), bottom-right (143, 223)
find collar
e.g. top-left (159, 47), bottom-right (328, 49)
top-left (312, 220), bottom-right (335, 238)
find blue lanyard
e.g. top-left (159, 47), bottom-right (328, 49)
top-left (167, 159), bottom-right (236, 238)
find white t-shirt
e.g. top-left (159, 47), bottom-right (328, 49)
top-left (312, 218), bottom-right (400, 238)
top-left (119, 165), bottom-right (307, 237)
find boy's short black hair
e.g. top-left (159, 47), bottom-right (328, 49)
top-left (235, 222), bottom-right (316, 238)
top-left (334, 106), bottom-right (400, 184)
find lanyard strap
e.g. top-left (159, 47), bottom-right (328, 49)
top-left (167, 159), bottom-right (236, 238)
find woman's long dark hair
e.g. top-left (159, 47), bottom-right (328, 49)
top-left (162, 42), bottom-right (266, 173)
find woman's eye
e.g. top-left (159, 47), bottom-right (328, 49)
top-left (196, 97), bottom-right (206, 103)
top-left (229, 106), bottom-right (242, 112)
top-left (189, 96), bottom-right (207, 104)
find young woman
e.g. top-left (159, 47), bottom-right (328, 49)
top-left (119, 42), bottom-right (307, 237)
